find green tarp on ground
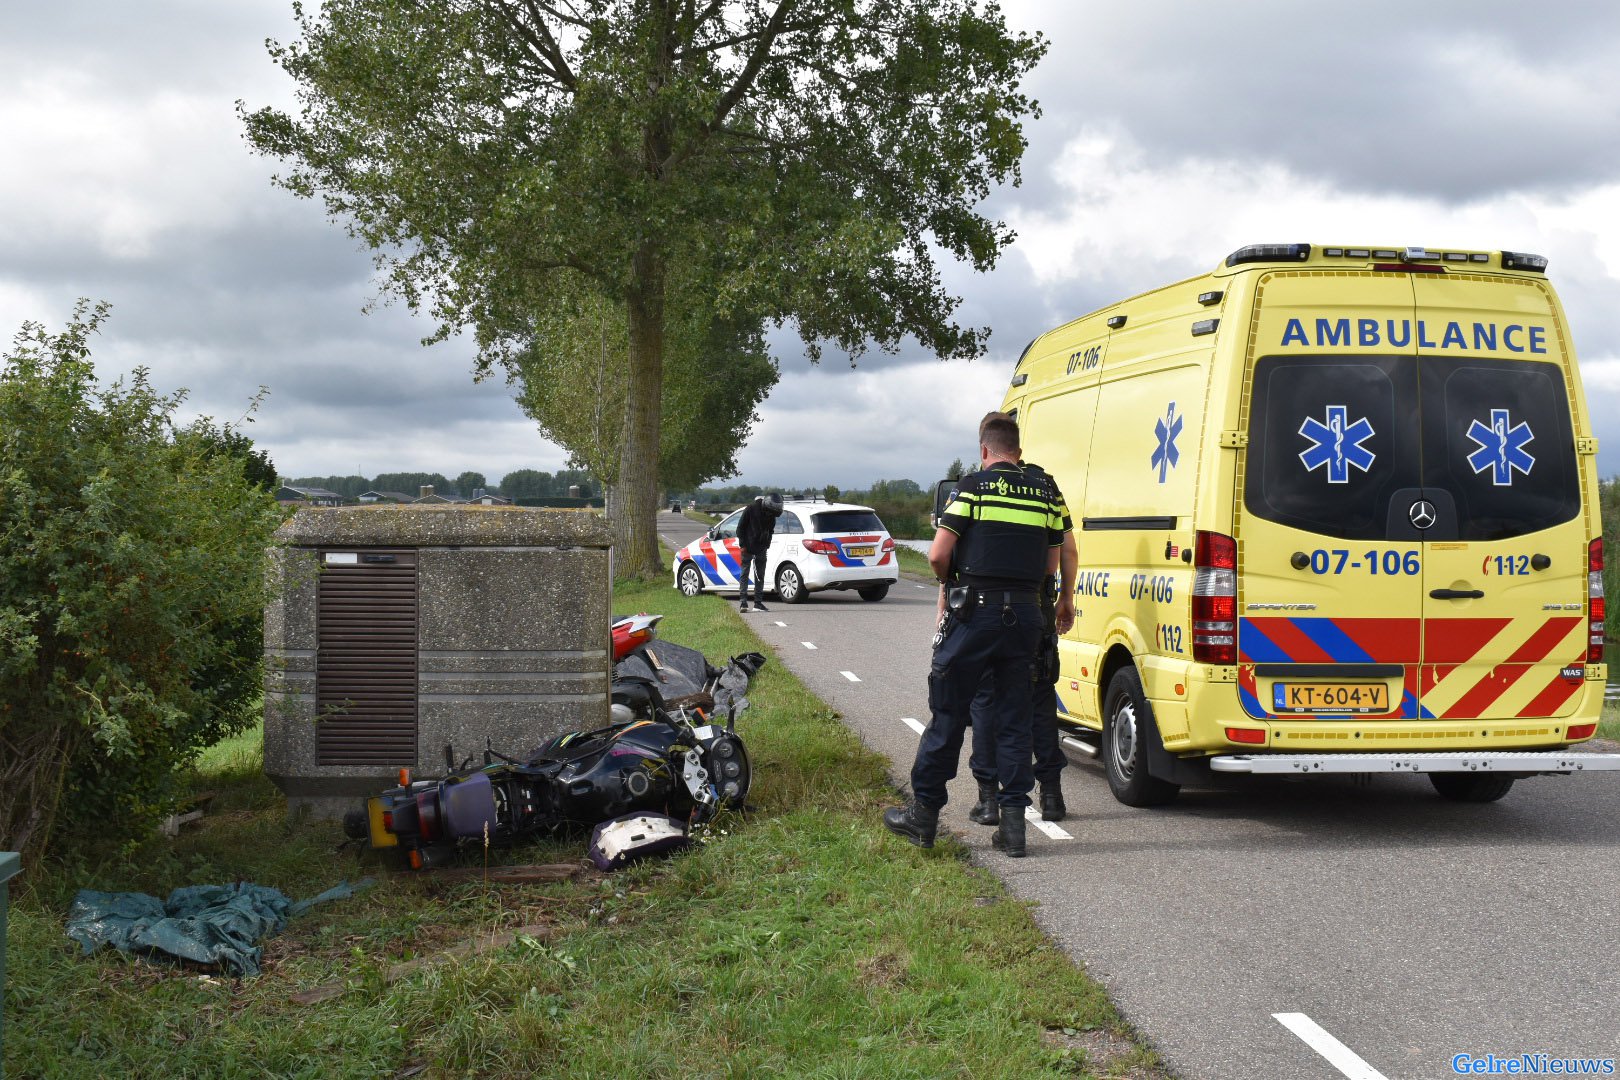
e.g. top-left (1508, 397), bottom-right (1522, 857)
top-left (65, 879), bottom-right (373, 976)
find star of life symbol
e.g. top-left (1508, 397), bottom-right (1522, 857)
top-left (1151, 402), bottom-right (1182, 484)
top-left (1298, 405), bottom-right (1376, 483)
top-left (1466, 408), bottom-right (1535, 486)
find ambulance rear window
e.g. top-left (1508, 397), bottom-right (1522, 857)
top-left (1244, 356), bottom-right (1420, 541)
top-left (1421, 358), bottom-right (1579, 540)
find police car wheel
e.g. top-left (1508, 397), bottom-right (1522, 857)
top-left (677, 562), bottom-right (704, 597)
top-left (1428, 772), bottom-right (1516, 803)
top-left (776, 564), bottom-right (806, 604)
top-left (1101, 666), bottom-right (1181, 807)
top-left (857, 584), bottom-right (889, 602)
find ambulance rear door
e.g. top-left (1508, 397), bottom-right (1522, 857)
top-left (1407, 274), bottom-right (1588, 723)
top-left (1236, 272), bottom-right (1425, 722)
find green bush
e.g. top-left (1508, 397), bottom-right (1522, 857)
top-left (0, 303), bottom-right (283, 860)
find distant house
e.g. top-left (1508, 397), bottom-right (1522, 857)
top-left (276, 485), bottom-right (343, 506)
top-left (357, 490), bottom-right (417, 504)
top-left (469, 489), bottom-right (512, 506)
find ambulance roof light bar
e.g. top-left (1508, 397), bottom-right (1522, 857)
top-left (1502, 251), bottom-right (1549, 273)
top-left (1226, 243), bottom-right (1310, 267)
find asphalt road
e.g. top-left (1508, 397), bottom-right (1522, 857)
top-left (657, 512), bottom-right (1620, 1080)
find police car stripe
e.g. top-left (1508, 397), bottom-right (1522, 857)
top-left (696, 541), bottom-right (726, 585)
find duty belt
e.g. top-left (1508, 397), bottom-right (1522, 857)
top-left (970, 589), bottom-right (1040, 605)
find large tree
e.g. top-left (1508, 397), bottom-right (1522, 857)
top-left (512, 277), bottom-right (777, 497)
top-left (243, 0), bottom-right (1046, 576)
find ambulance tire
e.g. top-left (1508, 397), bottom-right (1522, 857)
top-left (858, 584), bottom-right (889, 602)
top-left (1101, 666), bottom-right (1181, 807)
top-left (1428, 772), bottom-right (1516, 803)
top-left (776, 564), bottom-right (807, 604)
top-left (677, 562), bottom-right (705, 598)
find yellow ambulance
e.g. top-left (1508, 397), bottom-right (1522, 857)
top-left (1004, 243), bottom-right (1620, 805)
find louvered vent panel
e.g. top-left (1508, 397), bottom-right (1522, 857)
top-left (317, 549), bottom-right (418, 764)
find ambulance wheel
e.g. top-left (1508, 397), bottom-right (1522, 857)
top-left (776, 564), bottom-right (807, 604)
top-left (1102, 666), bottom-right (1181, 807)
top-left (677, 562), bottom-right (704, 597)
top-left (1428, 772), bottom-right (1516, 802)
top-left (858, 584), bottom-right (889, 602)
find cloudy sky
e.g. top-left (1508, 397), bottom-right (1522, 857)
top-left (5, 2), bottom-right (1620, 490)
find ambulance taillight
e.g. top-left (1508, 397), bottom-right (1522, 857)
top-left (1193, 531), bottom-right (1237, 665)
top-left (1589, 537), bottom-right (1604, 663)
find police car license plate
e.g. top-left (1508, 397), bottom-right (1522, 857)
top-left (1272, 683), bottom-right (1389, 713)
top-left (847, 545), bottom-right (876, 557)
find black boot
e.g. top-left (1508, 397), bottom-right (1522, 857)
top-left (1039, 781), bottom-right (1066, 822)
top-left (882, 801), bottom-right (939, 848)
top-left (991, 807), bottom-right (1026, 858)
top-left (968, 780), bottom-right (999, 826)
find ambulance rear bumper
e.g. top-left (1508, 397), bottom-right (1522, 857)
top-left (1209, 751), bottom-right (1620, 775)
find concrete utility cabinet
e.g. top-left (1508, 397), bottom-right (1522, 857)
top-left (264, 507), bottom-right (613, 819)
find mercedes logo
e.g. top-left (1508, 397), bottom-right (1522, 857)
top-left (1409, 500), bottom-right (1437, 530)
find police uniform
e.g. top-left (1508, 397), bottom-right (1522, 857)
top-left (967, 461), bottom-right (1072, 813)
top-left (909, 461), bottom-right (1070, 825)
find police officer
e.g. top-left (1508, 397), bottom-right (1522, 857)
top-left (967, 477), bottom-right (1077, 824)
top-left (883, 415), bottom-right (1070, 858)
top-left (953, 413), bottom-right (1078, 825)
top-left (737, 492), bottom-right (782, 612)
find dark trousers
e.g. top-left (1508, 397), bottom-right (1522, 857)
top-left (969, 637), bottom-right (1066, 787)
top-left (740, 550), bottom-right (767, 604)
top-left (910, 602), bottom-right (1041, 811)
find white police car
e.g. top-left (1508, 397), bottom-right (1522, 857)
top-left (672, 498), bottom-right (900, 603)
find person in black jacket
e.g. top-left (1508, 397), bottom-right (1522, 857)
top-left (737, 492), bottom-right (782, 612)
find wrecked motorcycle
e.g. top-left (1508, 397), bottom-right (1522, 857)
top-left (346, 638), bottom-right (762, 868)
top-left (610, 612), bottom-right (664, 662)
top-left (347, 712), bottom-right (749, 869)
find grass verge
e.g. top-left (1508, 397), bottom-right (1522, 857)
top-left (894, 543), bottom-right (934, 581)
top-left (7, 575), bottom-right (1166, 1079)
top-left (1600, 699), bottom-right (1620, 742)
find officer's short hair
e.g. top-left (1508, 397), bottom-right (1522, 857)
top-left (981, 415), bottom-right (1020, 455)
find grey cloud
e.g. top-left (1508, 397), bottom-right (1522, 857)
top-left (1005, 0), bottom-right (1620, 203)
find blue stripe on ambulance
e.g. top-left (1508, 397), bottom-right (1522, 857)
top-left (1288, 619), bottom-right (1377, 664)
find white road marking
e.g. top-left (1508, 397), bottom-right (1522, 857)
top-left (802, 641), bottom-right (818, 650)
top-left (1272, 1013), bottom-right (1389, 1080)
top-left (1023, 808), bottom-right (1073, 840)
top-left (841, 671), bottom-right (861, 682)
top-left (913, 583), bottom-right (931, 589)
top-left (894, 721), bottom-right (1068, 840)
top-left (774, 620), bottom-right (786, 627)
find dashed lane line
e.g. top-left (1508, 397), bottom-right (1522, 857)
top-left (774, 621), bottom-right (786, 627)
top-left (1272, 1013), bottom-right (1389, 1080)
top-left (1024, 808), bottom-right (1072, 840)
top-left (802, 641), bottom-right (818, 650)
top-left (893, 717), bottom-right (1074, 842)
top-left (841, 671), bottom-right (861, 682)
